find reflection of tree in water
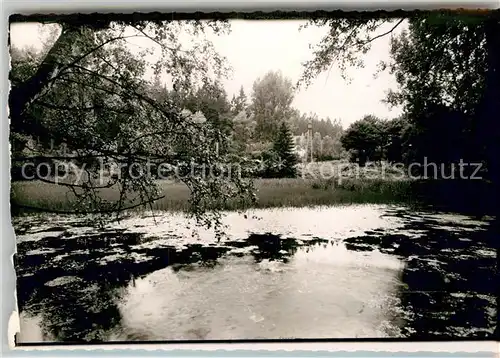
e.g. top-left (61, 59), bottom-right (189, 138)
top-left (15, 211), bottom-right (497, 341)
top-left (17, 235), bottom-right (138, 341)
top-left (245, 233), bottom-right (300, 263)
top-left (168, 244), bottom-right (232, 272)
top-left (240, 218), bottom-right (497, 338)
top-left (26, 279), bottom-right (124, 341)
top-left (344, 211), bottom-right (498, 338)
top-left (16, 230), bottom-right (231, 342)
top-left (400, 216), bottom-right (498, 338)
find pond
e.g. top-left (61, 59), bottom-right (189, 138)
top-left (13, 204), bottom-right (497, 343)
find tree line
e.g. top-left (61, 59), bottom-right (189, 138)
top-left (333, 12), bottom-right (498, 184)
top-left (131, 69), bottom-right (345, 178)
top-left (9, 11), bottom-right (500, 223)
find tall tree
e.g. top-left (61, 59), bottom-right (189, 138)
top-left (299, 11), bottom-right (500, 182)
top-left (230, 110), bottom-right (256, 154)
top-left (9, 17), bottom-right (255, 229)
top-left (380, 14), bottom-right (488, 168)
top-left (181, 81), bottom-right (234, 154)
top-left (341, 115), bottom-right (385, 165)
top-left (271, 121), bottom-right (298, 178)
top-left (230, 85), bottom-right (248, 116)
top-left (250, 70), bottom-right (295, 141)
top-left (383, 115), bottom-right (408, 164)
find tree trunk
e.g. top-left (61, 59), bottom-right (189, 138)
top-left (9, 24), bottom-right (82, 140)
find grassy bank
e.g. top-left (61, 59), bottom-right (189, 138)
top-left (11, 177), bottom-right (415, 215)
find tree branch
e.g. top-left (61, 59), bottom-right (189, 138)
top-left (361, 19), bottom-right (405, 46)
top-left (35, 176), bottom-right (118, 189)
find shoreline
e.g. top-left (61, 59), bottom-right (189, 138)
top-left (11, 176), bottom-right (495, 218)
top-left (11, 177), bottom-right (414, 215)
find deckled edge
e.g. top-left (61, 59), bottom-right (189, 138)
top-left (6, 22), bottom-right (20, 350)
top-left (8, 310), bottom-right (19, 349)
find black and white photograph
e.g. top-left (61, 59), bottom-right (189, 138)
top-left (8, 10), bottom-right (499, 344)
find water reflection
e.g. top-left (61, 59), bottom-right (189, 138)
top-left (110, 242), bottom-right (404, 341)
top-left (13, 205), bottom-right (497, 342)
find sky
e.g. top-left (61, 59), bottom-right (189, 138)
top-left (9, 19), bottom-right (404, 128)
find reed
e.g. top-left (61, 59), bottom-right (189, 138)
top-left (11, 176), bottom-right (414, 215)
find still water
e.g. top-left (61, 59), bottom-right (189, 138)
top-left (13, 204), bottom-right (497, 342)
